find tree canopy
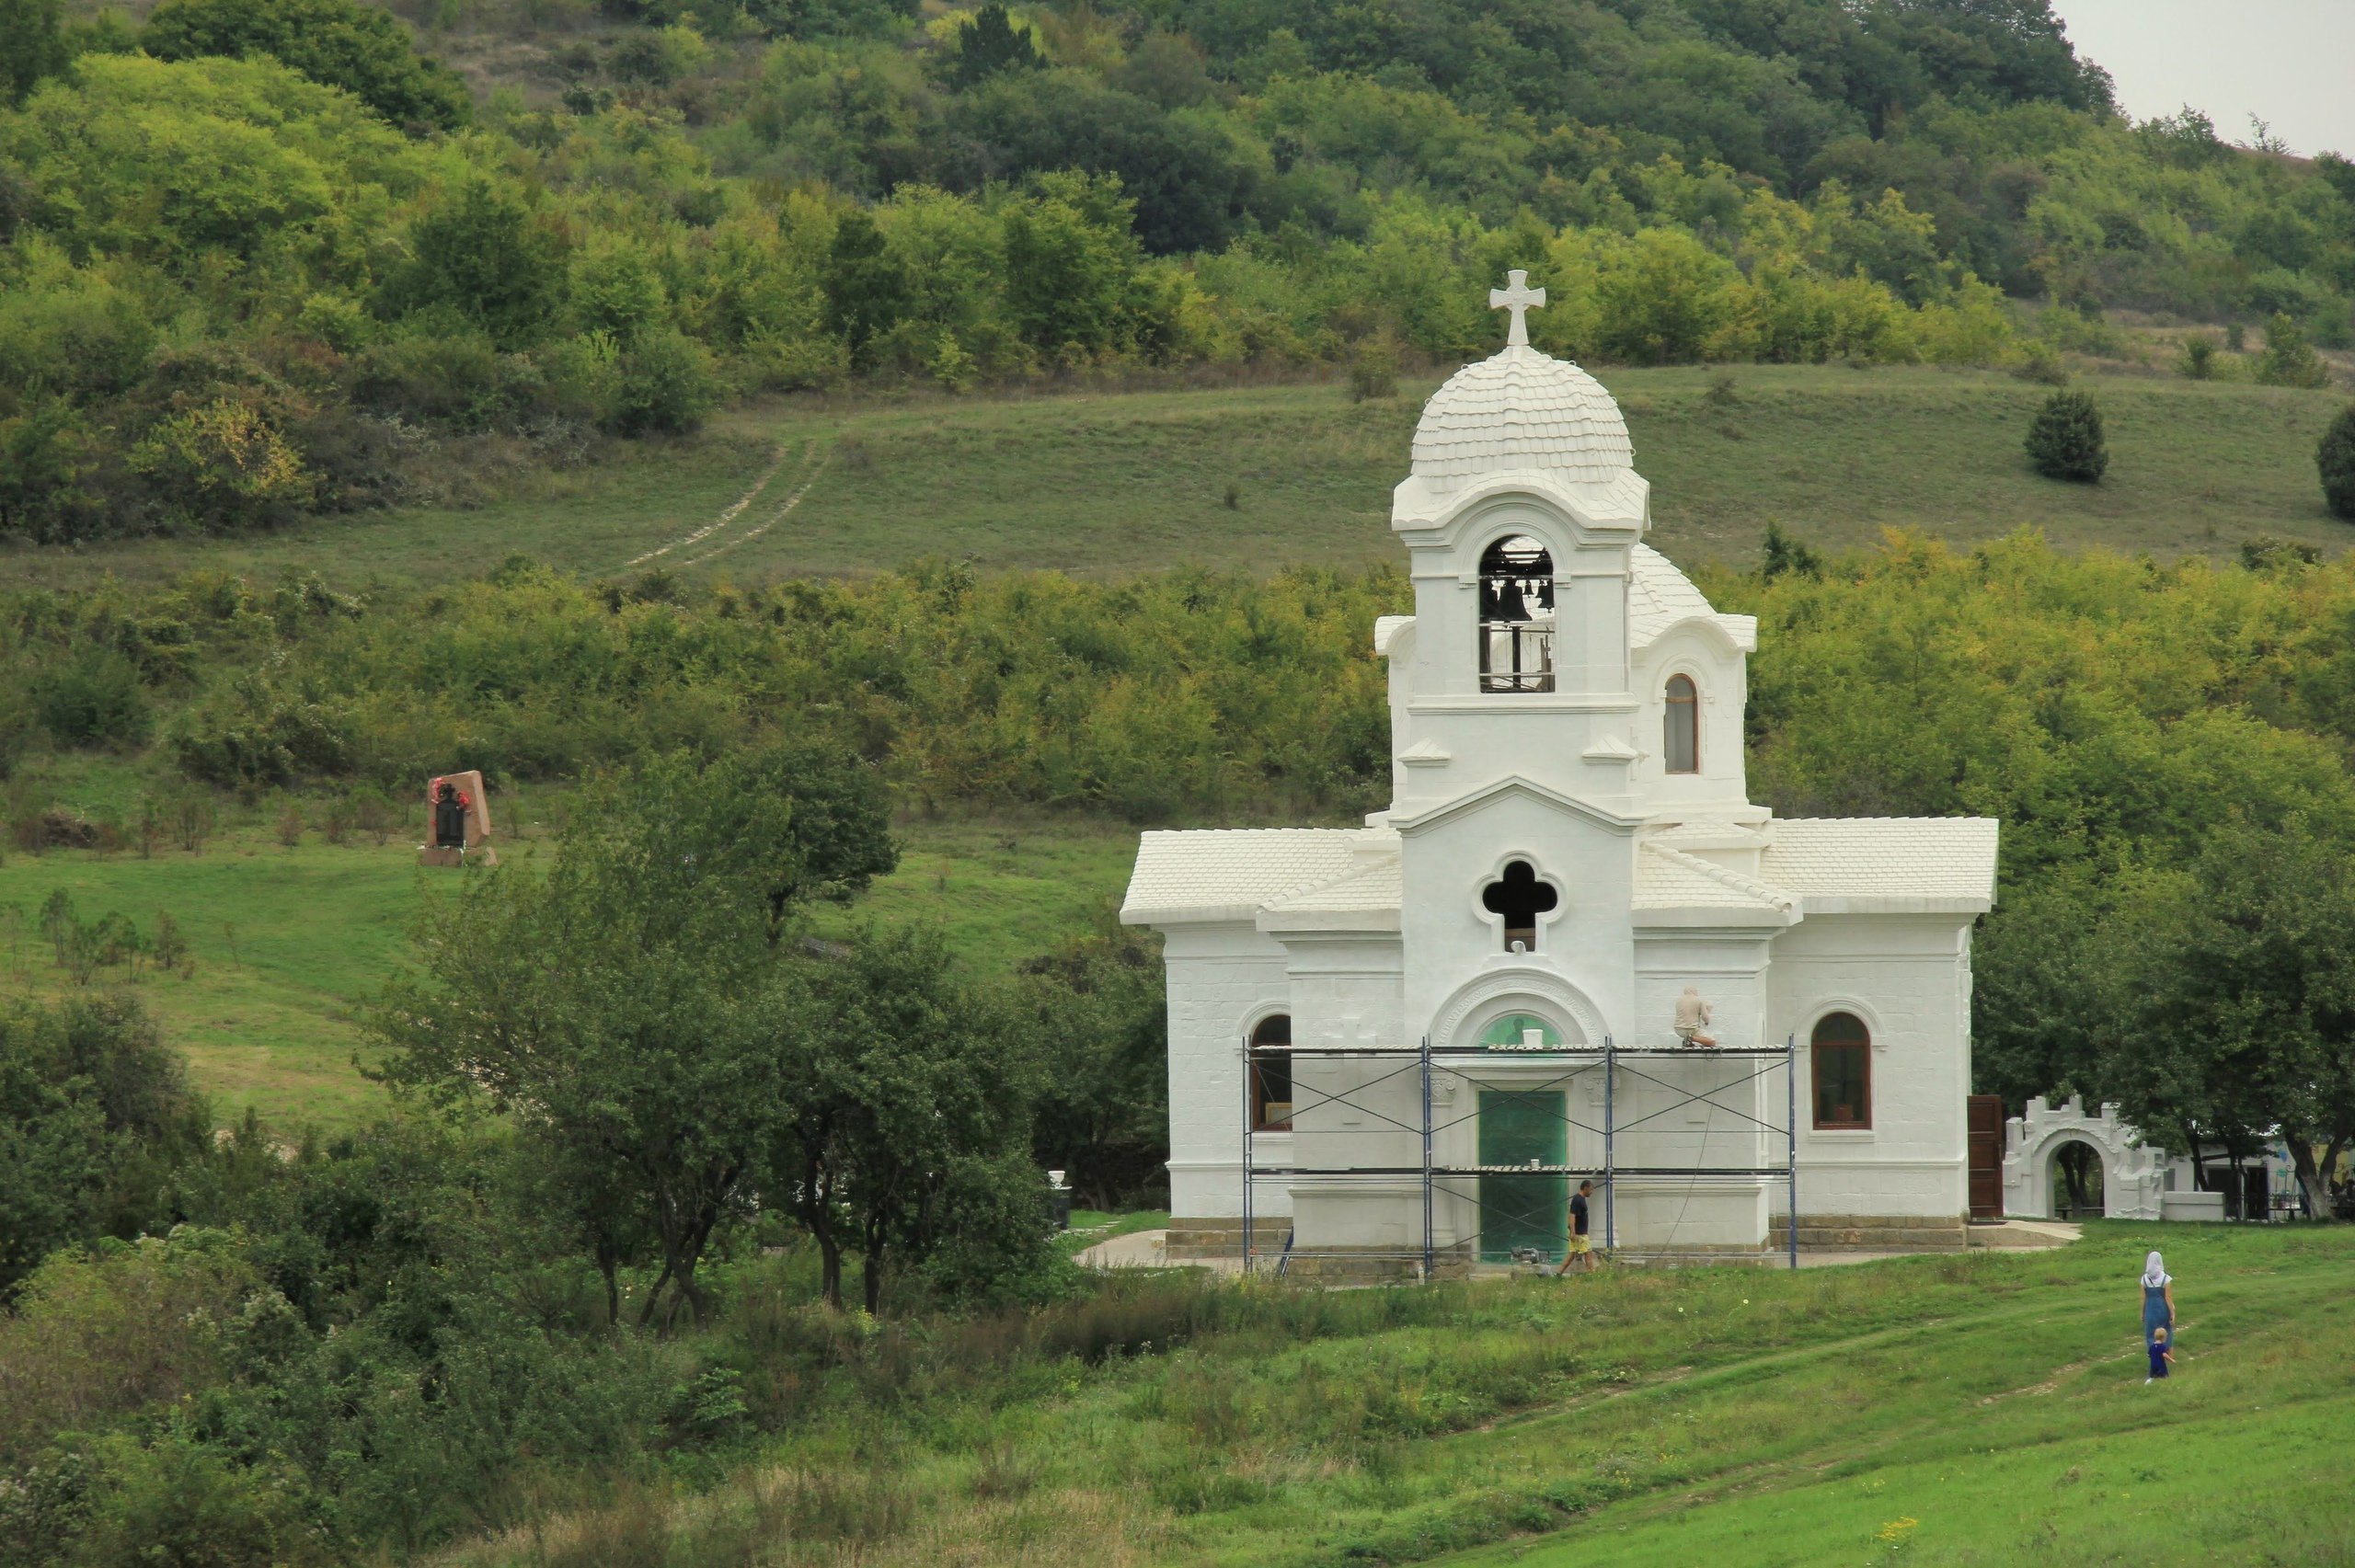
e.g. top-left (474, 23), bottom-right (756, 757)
top-left (141, 0), bottom-right (471, 132)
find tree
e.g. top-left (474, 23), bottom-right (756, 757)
top-left (1002, 172), bottom-right (1147, 361)
top-left (2093, 818), bottom-right (2355, 1217)
top-left (0, 0), bottom-right (69, 109)
top-left (2025, 388), bottom-right (2107, 482)
top-left (942, 3), bottom-right (1040, 92)
top-left (377, 180), bottom-right (570, 349)
top-left (2319, 403), bottom-right (2355, 521)
top-left (141, 0), bottom-right (470, 132)
top-left (375, 746), bottom-right (893, 1326)
top-left (1016, 922), bottom-right (1168, 1210)
top-left (820, 209), bottom-right (910, 364)
top-left (1, 996), bottom-right (208, 1297)
top-left (767, 926), bottom-right (1049, 1312)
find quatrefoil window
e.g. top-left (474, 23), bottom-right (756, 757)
top-left (1481, 860), bottom-right (1559, 952)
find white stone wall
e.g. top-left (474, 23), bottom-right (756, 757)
top-left (1399, 795), bottom-right (1637, 1048)
top-left (1162, 922), bottom-right (1292, 1219)
top-left (1767, 915), bottom-right (1973, 1219)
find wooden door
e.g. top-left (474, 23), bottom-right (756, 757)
top-left (1967, 1095), bottom-right (2005, 1219)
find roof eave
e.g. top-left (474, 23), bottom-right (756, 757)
top-left (1794, 896), bottom-right (1994, 916)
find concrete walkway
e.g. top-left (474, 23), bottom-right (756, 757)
top-left (1074, 1227), bottom-right (2081, 1276)
top-left (1968, 1219), bottom-right (2082, 1249)
top-left (1073, 1229), bottom-right (1241, 1273)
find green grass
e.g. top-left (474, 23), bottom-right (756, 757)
top-left (445, 1221), bottom-right (2355, 1567)
top-left (0, 809), bottom-right (1141, 1130)
top-left (6, 368), bottom-right (2347, 593)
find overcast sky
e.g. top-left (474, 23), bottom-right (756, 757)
top-left (2054, 1), bottom-right (2355, 157)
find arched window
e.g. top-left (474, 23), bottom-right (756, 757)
top-left (1250, 1014), bottom-right (1292, 1132)
top-left (1663, 674), bottom-right (1699, 773)
top-left (1478, 536), bottom-right (1555, 693)
top-left (1811, 1013), bottom-right (1871, 1129)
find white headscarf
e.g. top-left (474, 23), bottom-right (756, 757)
top-left (2142, 1251), bottom-right (2169, 1288)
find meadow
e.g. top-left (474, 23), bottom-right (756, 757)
top-left (440, 1220), bottom-right (2352, 1568)
top-left (4, 366), bottom-right (2348, 595)
top-left (0, 808), bottom-right (1141, 1129)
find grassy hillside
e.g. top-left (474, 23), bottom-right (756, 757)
top-left (0, 810), bottom-right (1139, 1130)
top-left (440, 1221), bottom-right (2353, 1567)
top-left (4, 367), bottom-right (2344, 593)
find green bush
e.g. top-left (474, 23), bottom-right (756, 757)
top-left (2257, 313), bottom-right (2334, 389)
top-left (168, 660), bottom-right (355, 785)
top-left (29, 647), bottom-right (149, 748)
top-left (140, 0), bottom-right (470, 132)
top-left (1347, 334), bottom-right (1399, 402)
top-left (2178, 332), bottom-right (2220, 380)
top-left (2321, 404), bottom-right (2355, 521)
top-left (2026, 389), bottom-right (2108, 482)
top-left (610, 328), bottom-right (719, 435)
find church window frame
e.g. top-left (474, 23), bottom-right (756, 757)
top-left (1478, 855), bottom-right (1563, 954)
top-left (1248, 1013), bottom-right (1293, 1133)
top-left (1809, 1011), bottom-right (1872, 1130)
top-left (1663, 672), bottom-right (1700, 774)
top-left (1476, 534), bottom-right (1557, 694)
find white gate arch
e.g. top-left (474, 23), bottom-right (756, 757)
top-left (2001, 1096), bottom-right (2165, 1219)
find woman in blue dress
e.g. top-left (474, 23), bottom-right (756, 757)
top-left (2140, 1250), bottom-right (2176, 1352)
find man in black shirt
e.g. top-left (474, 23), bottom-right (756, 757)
top-left (1555, 1179), bottom-right (1597, 1275)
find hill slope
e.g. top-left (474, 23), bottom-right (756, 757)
top-left (434, 1222), bottom-right (2354, 1567)
top-left (6, 367), bottom-right (2346, 591)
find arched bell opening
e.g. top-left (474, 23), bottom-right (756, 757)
top-left (1478, 536), bottom-right (1555, 693)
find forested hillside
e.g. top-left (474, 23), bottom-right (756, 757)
top-left (4, 0), bottom-right (2352, 543)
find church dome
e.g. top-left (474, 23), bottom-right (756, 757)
top-left (1410, 343), bottom-right (1634, 486)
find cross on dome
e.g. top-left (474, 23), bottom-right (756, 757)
top-left (1488, 269), bottom-right (1545, 348)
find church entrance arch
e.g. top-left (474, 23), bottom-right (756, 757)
top-left (2047, 1139), bottom-right (2107, 1220)
top-left (2001, 1096), bottom-right (2165, 1220)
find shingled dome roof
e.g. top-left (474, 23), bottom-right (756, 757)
top-left (1410, 343), bottom-right (1634, 486)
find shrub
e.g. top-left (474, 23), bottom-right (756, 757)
top-left (128, 400), bottom-right (316, 529)
top-left (2026, 390), bottom-right (2108, 482)
top-left (2321, 404), bottom-right (2355, 521)
top-left (29, 648), bottom-right (150, 748)
top-left (2011, 339), bottom-right (2068, 384)
top-left (2257, 313), bottom-right (2333, 389)
top-left (169, 660), bottom-right (355, 786)
top-left (610, 328), bottom-right (719, 435)
top-left (1348, 334), bottom-right (1398, 402)
top-left (2179, 332), bottom-right (2220, 380)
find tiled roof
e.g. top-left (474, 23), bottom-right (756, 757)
top-left (1629, 544), bottom-right (1757, 652)
top-left (1634, 841), bottom-right (1795, 913)
top-left (1410, 345), bottom-right (1633, 486)
top-left (1261, 853), bottom-right (1404, 916)
top-left (1761, 818), bottom-right (1999, 909)
top-left (1120, 830), bottom-right (1364, 923)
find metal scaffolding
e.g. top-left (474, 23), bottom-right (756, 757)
top-left (1242, 1036), bottom-right (1800, 1277)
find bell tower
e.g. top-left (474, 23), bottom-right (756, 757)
top-left (1378, 273), bottom-right (1651, 824)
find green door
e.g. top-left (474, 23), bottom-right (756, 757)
top-left (1477, 1090), bottom-right (1568, 1263)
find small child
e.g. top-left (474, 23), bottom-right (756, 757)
top-left (2146, 1325), bottom-right (2174, 1384)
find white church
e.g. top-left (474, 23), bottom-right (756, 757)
top-left (1120, 276), bottom-right (2000, 1270)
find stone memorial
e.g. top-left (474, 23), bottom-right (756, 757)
top-left (419, 770), bottom-right (497, 867)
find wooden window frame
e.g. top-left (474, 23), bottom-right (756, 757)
top-left (1810, 1013), bottom-right (1872, 1130)
top-left (1664, 673), bottom-right (1700, 774)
